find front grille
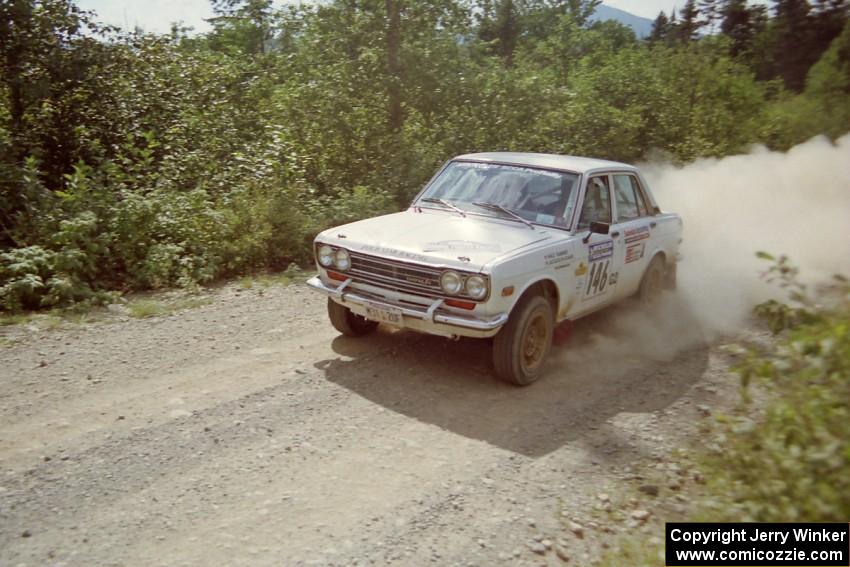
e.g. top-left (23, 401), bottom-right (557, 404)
top-left (348, 251), bottom-right (481, 301)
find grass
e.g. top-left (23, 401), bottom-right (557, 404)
top-left (0, 313), bottom-right (35, 326)
top-left (1, 265), bottom-right (310, 326)
top-left (597, 539), bottom-right (665, 566)
top-left (0, 311), bottom-right (87, 329)
top-left (127, 297), bottom-right (210, 319)
top-left (237, 266), bottom-right (311, 291)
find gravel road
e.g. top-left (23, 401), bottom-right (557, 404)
top-left (0, 281), bottom-right (745, 566)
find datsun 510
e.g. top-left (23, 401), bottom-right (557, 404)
top-left (307, 153), bottom-right (683, 385)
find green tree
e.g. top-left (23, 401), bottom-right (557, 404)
top-left (648, 11), bottom-right (671, 44)
top-left (208, 0), bottom-right (275, 55)
top-left (720, 0), bottom-right (768, 59)
top-left (675, 0), bottom-right (704, 43)
top-left (477, 0), bottom-right (522, 65)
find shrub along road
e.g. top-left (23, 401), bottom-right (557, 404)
top-left (0, 282), bottom-right (747, 566)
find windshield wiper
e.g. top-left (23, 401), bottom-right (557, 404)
top-left (472, 202), bottom-right (535, 229)
top-left (421, 198), bottom-right (466, 217)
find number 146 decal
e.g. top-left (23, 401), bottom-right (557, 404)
top-left (586, 260), bottom-right (611, 296)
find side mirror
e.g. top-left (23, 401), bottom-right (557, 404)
top-left (583, 221), bottom-right (610, 243)
top-left (590, 221), bottom-right (610, 235)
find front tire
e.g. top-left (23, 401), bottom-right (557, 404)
top-left (492, 295), bottom-right (554, 386)
top-left (327, 298), bottom-right (378, 337)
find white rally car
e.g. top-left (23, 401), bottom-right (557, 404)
top-left (307, 153), bottom-right (682, 385)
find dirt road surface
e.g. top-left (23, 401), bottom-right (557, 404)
top-left (0, 282), bottom-right (744, 566)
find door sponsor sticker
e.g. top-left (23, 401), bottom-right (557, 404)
top-left (625, 242), bottom-right (646, 264)
top-left (584, 259), bottom-right (611, 299)
top-left (624, 225), bottom-right (650, 264)
top-left (624, 225), bottom-right (650, 244)
top-left (588, 240), bottom-right (614, 262)
top-left (580, 240), bottom-right (617, 301)
top-left (575, 262), bottom-right (588, 276)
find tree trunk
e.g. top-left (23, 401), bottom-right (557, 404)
top-left (385, 0), bottom-right (403, 132)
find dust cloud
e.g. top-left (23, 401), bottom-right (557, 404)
top-left (554, 134), bottom-right (850, 368)
top-left (643, 133), bottom-right (850, 335)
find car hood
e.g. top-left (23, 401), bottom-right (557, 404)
top-left (318, 209), bottom-right (554, 271)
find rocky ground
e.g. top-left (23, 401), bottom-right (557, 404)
top-left (0, 281), bottom-right (755, 566)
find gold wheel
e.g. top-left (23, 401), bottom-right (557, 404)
top-left (493, 294), bottom-right (555, 386)
top-left (520, 312), bottom-right (550, 373)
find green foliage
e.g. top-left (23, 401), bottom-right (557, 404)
top-left (0, 0), bottom-right (848, 311)
top-left (768, 21), bottom-right (850, 148)
top-left (710, 257), bottom-right (850, 521)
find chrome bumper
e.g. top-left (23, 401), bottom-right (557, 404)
top-left (306, 276), bottom-right (508, 332)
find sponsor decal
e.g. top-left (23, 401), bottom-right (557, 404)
top-left (575, 276), bottom-right (586, 295)
top-left (545, 249), bottom-right (575, 267)
top-left (625, 242), bottom-right (646, 264)
top-left (360, 245), bottom-right (430, 263)
top-left (422, 240), bottom-right (501, 253)
top-left (609, 272), bottom-right (619, 286)
top-left (588, 240), bottom-right (614, 262)
top-left (625, 225), bottom-right (650, 244)
top-left (583, 258), bottom-right (612, 300)
top-left (575, 262), bottom-right (588, 276)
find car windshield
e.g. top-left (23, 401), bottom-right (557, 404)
top-left (417, 161), bottom-right (579, 229)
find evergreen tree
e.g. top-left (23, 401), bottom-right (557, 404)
top-left (720, 0), bottom-right (768, 57)
top-left (676, 0), bottom-right (704, 42)
top-left (649, 10), bottom-right (671, 43)
top-left (477, 0), bottom-right (521, 65)
top-left (771, 0), bottom-right (827, 90)
top-left (700, 0), bottom-right (722, 32)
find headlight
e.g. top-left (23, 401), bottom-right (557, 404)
top-left (440, 271), bottom-right (463, 295)
top-left (318, 245), bottom-right (335, 267)
top-left (334, 248), bottom-right (351, 271)
top-left (465, 275), bottom-right (487, 299)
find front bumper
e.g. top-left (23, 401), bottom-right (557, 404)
top-left (306, 276), bottom-right (508, 338)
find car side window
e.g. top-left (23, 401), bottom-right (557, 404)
top-left (577, 175), bottom-right (612, 230)
top-left (631, 176), bottom-right (650, 217)
top-left (613, 174), bottom-right (648, 221)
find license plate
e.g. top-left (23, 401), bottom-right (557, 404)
top-left (365, 304), bottom-right (403, 325)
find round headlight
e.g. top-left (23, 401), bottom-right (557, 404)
top-left (318, 245), bottom-right (334, 267)
top-left (334, 248), bottom-right (351, 271)
top-left (465, 275), bottom-right (487, 300)
top-left (440, 271), bottom-right (463, 295)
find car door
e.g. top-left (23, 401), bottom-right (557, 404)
top-left (611, 173), bottom-right (655, 298)
top-left (570, 174), bottom-right (624, 316)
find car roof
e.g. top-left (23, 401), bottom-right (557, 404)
top-left (453, 152), bottom-right (637, 174)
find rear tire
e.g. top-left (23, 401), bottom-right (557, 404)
top-left (327, 298), bottom-right (378, 337)
top-left (665, 261), bottom-right (678, 290)
top-left (492, 295), bottom-right (554, 386)
top-left (638, 256), bottom-right (666, 306)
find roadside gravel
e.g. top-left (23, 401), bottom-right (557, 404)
top-left (0, 281), bottom-right (751, 566)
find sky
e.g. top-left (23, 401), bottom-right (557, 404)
top-left (75, 1), bottom-right (773, 34)
top-left (76, 0), bottom-right (216, 34)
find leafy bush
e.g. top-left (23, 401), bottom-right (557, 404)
top-left (0, 245), bottom-right (100, 310)
top-left (1, 0), bottom-right (848, 313)
top-left (707, 257), bottom-right (850, 521)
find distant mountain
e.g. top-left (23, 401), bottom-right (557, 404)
top-left (589, 4), bottom-right (654, 38)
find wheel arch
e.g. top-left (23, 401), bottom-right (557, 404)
top-left (511, 277), bottom-right (560, 317)
top-left (648, 249), bottom-right (667, 266)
